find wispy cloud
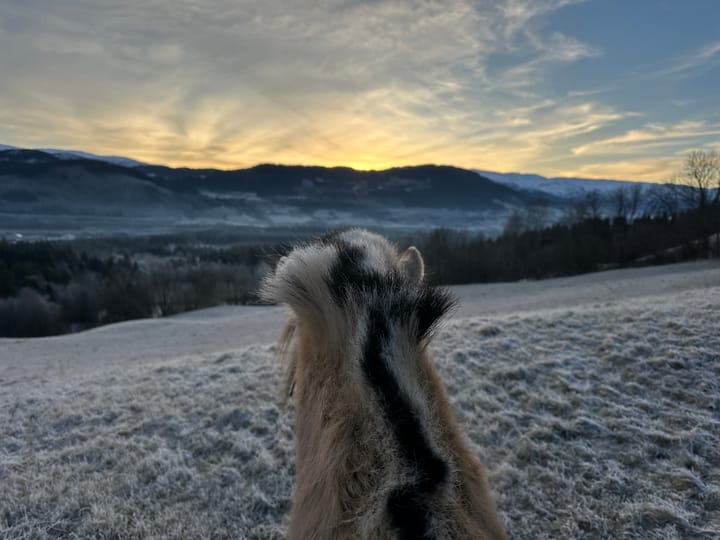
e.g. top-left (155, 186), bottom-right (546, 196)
top-left (565, 157), bottom-right (683, 182)
top-left (525, 31), bottom-right (600, 62)
top-left (655, 40), bottom-right (720, 77)
top-left (567, 88), bottom-right (612, 98)
top-left (497, 0), bottom-right (587, 40)
top-left (572, 120), bottom-right (720, 156)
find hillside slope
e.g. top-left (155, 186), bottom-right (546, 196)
top-left (1, 260), bottom-right (719, 538)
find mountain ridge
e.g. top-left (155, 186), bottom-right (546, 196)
top-left (1, 143), bottom-right (659, 185)
top-left (0, 145), bottom-right (667, 236)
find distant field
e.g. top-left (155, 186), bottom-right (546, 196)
top-left (1, 261), bottom-right (719, 538)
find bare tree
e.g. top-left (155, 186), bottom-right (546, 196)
top-left (503, 203), bottom-right (549, 237)
top-left (525, 201), bottom-right (550, 231)
top-left (503, 208), bottom-right (526, 237)
top-left (613, 184), bottom-right (643, 223)
top-left (612, 184), bottom-right (645, 263)
top-left (671, 150), bottom-right (720, 256)
top-left (650, 184), bottom-right (681, 218)
top-left (585, 189), bottom-right (602, 220)
top-left (562, 190), bottom-right (601, 226)
top-left (675, 150), bottom-right (720, 209)
top-left (629, 183), bottom-right (643, 221)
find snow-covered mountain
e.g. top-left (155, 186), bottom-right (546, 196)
top-left (0, 144), bottom-right (145, 167)
top-left (38, 148), bottom-right (146, 167)
top-left (476, 170), bottom-right (657, 199)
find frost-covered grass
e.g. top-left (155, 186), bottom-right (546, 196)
top-left (0, 346), bottom-right (294, 539)
top-left (1, 286), bottom-right (719, 539)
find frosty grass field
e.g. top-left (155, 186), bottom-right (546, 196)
top-left (1, 260), bottom-right (719, 539)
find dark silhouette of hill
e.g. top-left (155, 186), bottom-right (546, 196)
top-left (138, 162), bottom-right (535, 209)
top-left (0, 150), bottom-right (193, 216)
top-left (0, 149), bottom-right (546, 227)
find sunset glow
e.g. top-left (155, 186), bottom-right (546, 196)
top-left (1, 1), bottom-right (719, 180)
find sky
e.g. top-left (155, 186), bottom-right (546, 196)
top-left (0, 0), bottom-right (718, 180)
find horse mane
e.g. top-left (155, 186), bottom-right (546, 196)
top-left (262, 228), bottom-right (508, 539)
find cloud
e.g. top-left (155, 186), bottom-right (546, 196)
top-left (0, 0), bottom-right (656, 179)
top-left (562, 118), bottom-right (720, 181)
top-left (0, 1), bottom-right (595, 158)
top-left (515, 103), bottom-right (626, 140)
top-left (567, 88), bottom-right (611, 98)
top-left (564, 157), bottom-right (682, 182)
top-left (543, 32), bottom-right (599, 61)
top-left (496, 0), bottom-right (587, 39)
top-left (655, 40), bottom-right (720, 77)
top-left (572, 120), bottom-right (720, 156)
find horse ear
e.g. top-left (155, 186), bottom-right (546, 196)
top-left (398, 246), bottom-right (424, 282)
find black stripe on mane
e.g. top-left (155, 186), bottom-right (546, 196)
top-left (319, 236), bottom-right (455, 537)
top-left (363, 304), bottom-right (449, 540)
top-left (326, 240), bottom-right (455, 339)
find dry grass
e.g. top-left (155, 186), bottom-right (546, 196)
top-left (1, 287), bottom-right (719, 539)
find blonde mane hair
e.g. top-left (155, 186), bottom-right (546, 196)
top-left (262, 229), bottom-right (507, 540)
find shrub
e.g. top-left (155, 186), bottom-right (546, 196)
top-left (0, 288), bottom-right (64, 337)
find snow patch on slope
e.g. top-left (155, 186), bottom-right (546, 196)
top-left (0, 143), bottom-right (146, 167)
top-left (477, 170), bottom-right (658, 199)
top-left (37, 148), bottom-right (146, 167)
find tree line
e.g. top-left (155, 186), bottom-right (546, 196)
top-left (0, 241), bottom-right (274, 338)
top-left (417, 150), bottom-right (720, 284)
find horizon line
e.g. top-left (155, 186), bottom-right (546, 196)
top-left (0, 142), bottom-right (663, 184)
